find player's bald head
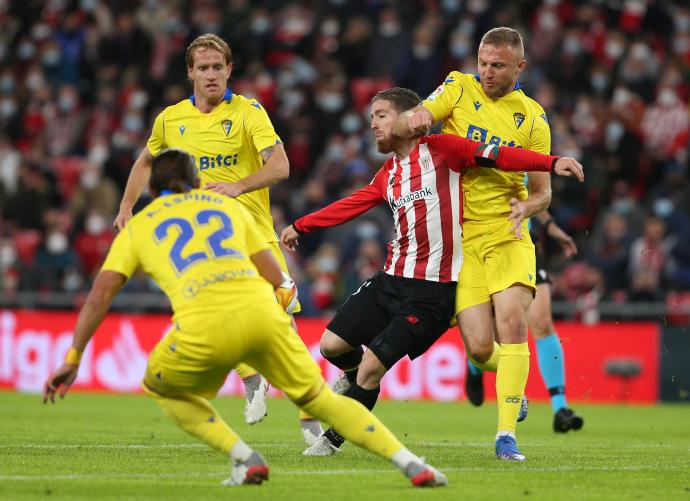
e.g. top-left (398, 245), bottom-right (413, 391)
top-left (150, 149), bottom-right (199, 195)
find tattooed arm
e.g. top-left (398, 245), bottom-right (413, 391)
top-left (204, 143), bottom-right (290, 198)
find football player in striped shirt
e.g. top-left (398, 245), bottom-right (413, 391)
top-left (113, 34), bottom-right (320, 441)
top-left (280, 87), bottom-right (582, 456)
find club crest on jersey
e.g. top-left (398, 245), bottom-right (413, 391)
top-left (179, 125), bottom-right (186, 136)
top-left (221, 119), bottom-right (233, 137)
top-left (513, 112), bottom-right (525, 129)
top-left (426, 85), bottom-right (445, 102)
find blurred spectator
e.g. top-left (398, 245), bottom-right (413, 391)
top-left (0, 1), bottom-right (687, 311)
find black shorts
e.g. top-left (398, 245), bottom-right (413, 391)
top-left (326, 272), bottom-right (456, 370)
top-left (535, 245), bottom-right (552, 285)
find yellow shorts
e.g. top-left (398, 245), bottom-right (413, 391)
top-left (455, 218), bottom-right (536, 314)
top-left (270, 240), bottom-right (302, 314)
top-left (143, 302), bottom-right (322, 401)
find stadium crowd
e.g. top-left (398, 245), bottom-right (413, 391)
top-left (0, 0), bottom-right (688, 317)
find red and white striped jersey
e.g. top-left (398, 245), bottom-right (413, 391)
top-left (293, 134), bottom-right (556, 283)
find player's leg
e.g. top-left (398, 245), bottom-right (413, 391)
top-left (270, 242), bottom-right (323, 441)
top-left (529, 280), bottom-right (584, 433)
top-left (142, 322), bottom-right (269, 486)
top-left (484, 225), bottom-right (535, 460)
top-left (247, 309), bottom-right (447, 487)
top-left (319, 329), bottom-right (363, 393)
top-left (234, 362), bottom-right (269, 425)
top-left (455, 239), bottom-right (500, 406)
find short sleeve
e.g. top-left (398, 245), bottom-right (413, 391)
top-left (244, 100), bottom-right (282, 154)
top-left (421, 72), bottom-right (465, 123)
top-left (146, 110), bottom-right (166, 156)
top-left (101, 225), bottom-right (139, 278)
top-left (529, 109), bottom-right (552, 155)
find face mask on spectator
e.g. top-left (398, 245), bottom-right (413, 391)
top-left (17, 42), bottom-right (36, 60)
top-left (412, 44), bottom-right (432, 59)
top-left (80, 169), bottom-right (100, 189)
top-left (538, 12), bottom-right (558, 31)
top-left (341, 113), bottom-right (362, 133)
top-left (32, 23), bottom-right (51, 41)
top-left (673, 35), bottom-right (689, 56)
top-left (278, 70), bottom-right (298, 89)
top-left (605, 40), bottom-right (625, 61)
top-left (675, 14), bottom-right (690, 32)
top-left (58, 93), bottom-right (77, 112)
top-left (88, 144), bottom-right (109, 166)
top-left (611, 198), bottom-right (634, 216)
top-left (0, 75), bottom-right (14, 93)
top-left (605, 121), bottom-right (625, 144)
top-left (563, 37), bottom-right (581, 55)
top-left (251, 16), bottom-right (271, 34)
top-left (653, 198), bottom-right (674, 218)
top-left (379, 21), bottom-right (401, 37)
top-left (450, 39), bottom-right (470, 59)
top-left (590, 73), bottom-right (609, 92)
top-left (355, 221), bottom-right (379, 240)
top-left (42, 49), bottom-right (61, 66)
top-left (86, 214), bottom-right (107, 235)
top-left (122, 113), bottom-right (144, 132)
top-left (658, 88), bottom-right (678, 106)
top-left (26, 71), bottom-right (45, 91)
top-left (46, 232), bottom-right (68, 255)
top-left (316, 91), bottom-right (344, 113)
top-left (0, 243), bottom-right (16, 269)
top-left (316, 256), bottom-right (338, 273)
top-left (80, 0), bottom-right (99, 11)
top-left (128, 90), bottom-right (148, 110)
top-left (325, 142), bottom-right (345, 161)
top-left (0, 98), bottom-right (17, 118)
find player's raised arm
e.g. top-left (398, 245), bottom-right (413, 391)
top-left (43, 270), bottom-right (127, 403)
top-left (114, 148), bottom-right (154, 230)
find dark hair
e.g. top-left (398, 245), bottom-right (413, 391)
top-left (480, 27), bottom-right (524, 59)
top-left (371, 87), bottom-right (421, 113)
top-left (150, 149), bottom-right (197, 194)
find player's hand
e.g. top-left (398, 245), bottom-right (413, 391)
top-left (548, 223), bottom-right (578, 258)
top-left (275, 272), bottom-right (298, 314)
top-left (280, 225), bottom-right (300, 252)
top-left (553, 157), bottom-right (584, 182)
top-left (405, 110), bottom-right (432, 137)
top-left (204, 181), bottom-right (245, 198)
top-left (114, 207), bottom-right (133, 231)
top-left (43, 363), bottom-right (79, 404)
top-left (507, 198), bottom-right (527, 238)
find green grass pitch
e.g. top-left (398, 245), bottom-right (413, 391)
top-left (1, 392), bottom-right (689, 500)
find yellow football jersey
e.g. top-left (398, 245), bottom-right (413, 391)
top-left (101, 189), bottom-right (276, 324)
top-left (422, 72), bottom-right (551, 222)
top-left (146, 89), bottom-right (282, 241)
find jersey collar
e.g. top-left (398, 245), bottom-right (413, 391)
top-left (474, 74), bottom-right (522, 91)
top-left (189, 88), bottom-right (234, 106)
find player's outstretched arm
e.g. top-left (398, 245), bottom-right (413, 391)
top-left (114, 148), bottom-right (154, 230)
top-left (43, 271), bottom-right (127, 403)
top-left (205, 143), bottom-right (289, 198)
top-left (392, 106), bottom-right (434, 138)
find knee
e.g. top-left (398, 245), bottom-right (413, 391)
top-left (319, 331), bottom-right (350, 358)
top-left (496, 312), bottom-right (528, 339)
top-left (466, 341), bottom-right (495, 363)
top-left (356, 351), bottom-right (387, 389)
top-left (529, 318), bottom-right (553, 339)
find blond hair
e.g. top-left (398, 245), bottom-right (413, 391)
top-left (186, 33), bottom-right (232, 67)
top-left (480, 27), bottom-right (524, 59)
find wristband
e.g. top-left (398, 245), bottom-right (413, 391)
top-left (65, 347), bottom-right (83, 365)
top-left (543, 218), bottom-right (554, 230)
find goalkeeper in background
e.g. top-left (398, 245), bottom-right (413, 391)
top-left (112, 33), bottom-right (320, 441)
top-left (43, 149), bottom-right (448, 488)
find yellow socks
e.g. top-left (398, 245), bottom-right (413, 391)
top-left (468, 342), bottom-right (501, 372)
top-left (496, 342), bottom-right (530, 433)
top-left (300, 387), bottom-right (403, 460)
top-left (147, 389), bottom-right (239, 455)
